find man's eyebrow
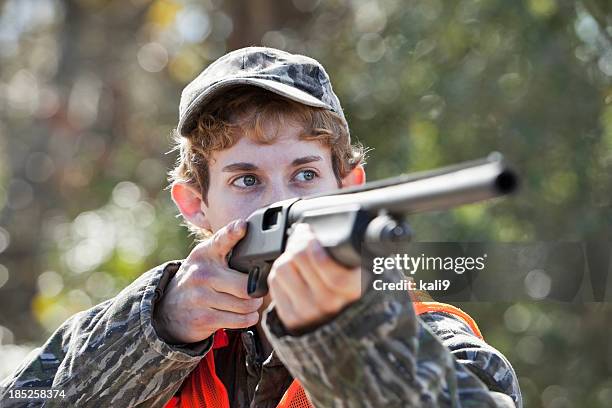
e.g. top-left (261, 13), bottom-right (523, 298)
top-left (222, 162), bottom-right (259, 172)
top-left (292, 155), bottom-right (323, 166)
top-left (221, 156), bottom-right (322, 172)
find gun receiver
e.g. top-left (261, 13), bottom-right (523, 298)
top-left (228, 152), bottom-right (518, 297)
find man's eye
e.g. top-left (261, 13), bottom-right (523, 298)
top-left (232, 175), bottom-right (259, 188)
top-left (294, 169), bottom-right (317, 182)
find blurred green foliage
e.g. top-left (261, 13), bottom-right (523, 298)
top-left (0, 0), bottom-right (611, 406)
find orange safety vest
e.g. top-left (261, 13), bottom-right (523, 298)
top-left (164, 300), bottom-right (483, 408)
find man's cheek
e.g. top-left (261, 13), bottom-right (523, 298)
top-left (232, 199), bottom-right (262, 221)
top-left (209, 198), bottom-right (259, 231)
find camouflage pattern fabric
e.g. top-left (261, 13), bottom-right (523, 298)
top-left (0, 262), bottom-right (212, 407)
top-left (419, 311), bottom-right (521, 403)
top-left (263, 266), bottom-right (522, 408)
top-left (1, 261), bottom-right (521, 407)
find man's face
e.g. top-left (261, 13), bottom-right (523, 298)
top-left (202, 121), bottom-right (341, 232)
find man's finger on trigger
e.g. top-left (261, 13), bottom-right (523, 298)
top-left (210, 309), bottom-right (259, 330)
top-left (210, 219), bottom-right (247, 260)
top-left (207, 290), bottom-right (263, 314)
top-left (210, 267), bottom-right (253, 299)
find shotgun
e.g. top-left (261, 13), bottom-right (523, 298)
top-left (228, 152), bottom-right (518, 297)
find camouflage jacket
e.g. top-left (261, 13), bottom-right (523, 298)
top-left (0, 261), bottom-right (522, 407)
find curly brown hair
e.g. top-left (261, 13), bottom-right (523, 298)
top-left (168, 86), bottom-right (366, 239)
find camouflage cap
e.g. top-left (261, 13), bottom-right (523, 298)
top-left (177, 46), bottom-right (348, 137)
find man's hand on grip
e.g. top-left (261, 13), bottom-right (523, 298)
top-left (153, 219), bottom-right (263, 344)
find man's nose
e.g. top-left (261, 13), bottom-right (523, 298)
top-left (264, 182), bottom-right (294, 206)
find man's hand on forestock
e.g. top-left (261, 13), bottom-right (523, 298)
top-left (267, 223), bottom-right (362, 333)
top-left (153, 219), bottom-right (263, 344)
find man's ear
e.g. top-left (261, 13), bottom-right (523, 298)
top-left (341, 164), bottom-right (366, 188)
top-left (170, 182), bottom-right (211, 230)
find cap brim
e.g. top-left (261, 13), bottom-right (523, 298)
top-left (178, 77), bottom-right (333, 136)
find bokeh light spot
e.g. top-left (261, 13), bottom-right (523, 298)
top-left (525, 269), bottom-right (552, 300)
top-left (138, 42), bottom-right (169, 73)
top-left (37, 271), bottom-right (63, 297)
top-left (504, 304), bottom-right (532, 333)
top-left (0, 265), bottom-right (9, 289)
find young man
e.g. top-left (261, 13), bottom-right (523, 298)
top-left (1, 47), bottom-right (522, 407)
